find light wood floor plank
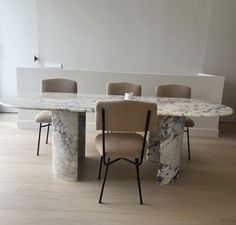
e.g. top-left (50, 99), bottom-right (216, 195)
top-left (0, 113), bottom-right (236, 225)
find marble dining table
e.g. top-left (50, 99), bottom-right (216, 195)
top-left (0, 93), bottom-right (233, 185)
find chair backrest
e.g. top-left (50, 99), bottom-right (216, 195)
top-left (106, 82), bottom-right (142, 96)
top-left (96, 100), bottom-right (157, 132)
top-left (155, 84), bottom-right (191, 98)
top-left (41, 78), bottom-right (77, 93)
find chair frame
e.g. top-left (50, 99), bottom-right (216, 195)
top-left (184, 126), bottom-right (191, 160)
top-left (36, 78), bottom-right (77, 155)
top-left (37, 123), bottom-right (51, 156)
top-left (98, 108), bottom-right (151, 205)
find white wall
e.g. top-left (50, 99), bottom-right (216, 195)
top-left (37, 0), bottom-right (211, 74)
top-left (202, 0), bottom-right (236, 122)
top-left (0, 0), bottom-right (236, 121)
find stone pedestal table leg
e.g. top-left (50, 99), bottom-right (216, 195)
top-left (51, 110), bottom-right (86, 181)
top-left (148, 116), bottom-right (185, 185)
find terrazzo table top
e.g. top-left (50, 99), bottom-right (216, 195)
top-left (0, 92), bottom-right (233, 117)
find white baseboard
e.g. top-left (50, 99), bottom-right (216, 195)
top-left (0, 105), bottom-right (17, 113)
top-left (189, 128), bottom-right (219, 137)
top-left (17, 120), bottom-right (38, 129)
top-left (17, 120), bottom-right (219, 137)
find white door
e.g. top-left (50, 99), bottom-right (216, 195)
top-left (0, 0), bottom-right (38, 111)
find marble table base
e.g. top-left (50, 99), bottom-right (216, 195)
top-left (51, 110), bottom-right (86, 181)
top-left (148, 116), bottom-right (185, 185)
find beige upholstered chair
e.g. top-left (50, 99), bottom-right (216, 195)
top-left (34, 78), bottom-right (78, 155)
top-left (95, 100), bottom-right (158, 204)
top-left (155, 84), bottom-right (194, 160)
top-left (106, 82), bottom-right (142, 96)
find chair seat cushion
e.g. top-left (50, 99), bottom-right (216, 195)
top-left (34, 111), bottom-right (52, 123)
top-left (95, 133), bottom-right (147, 158)
top-left (185, 117), bottom-right (195, 127)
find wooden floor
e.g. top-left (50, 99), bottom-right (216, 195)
top-left (0, 113), bottom-right (236, 225)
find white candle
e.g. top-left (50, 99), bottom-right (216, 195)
top-left (125, 92), bottom-right (134, 100)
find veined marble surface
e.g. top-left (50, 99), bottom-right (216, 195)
top-left (0, 93), bottom-right (233, 117)
top-left (148, 116), bottom-right (185, 185)
top-left (52, 110), bottom-right (79, 181)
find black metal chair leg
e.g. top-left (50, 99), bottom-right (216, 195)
top-left (98, 156), bottom-right (103, 180)
top-left (99, 161), bottom-right (109, 204)
top-left (135, 160), bottom-right (143, 205)
top-left (46, 124), bottom-right (50, 144)
top-left (37, 123), bottom-right (42, 156)
top-left (187, 126), bottom-right (191, 160)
